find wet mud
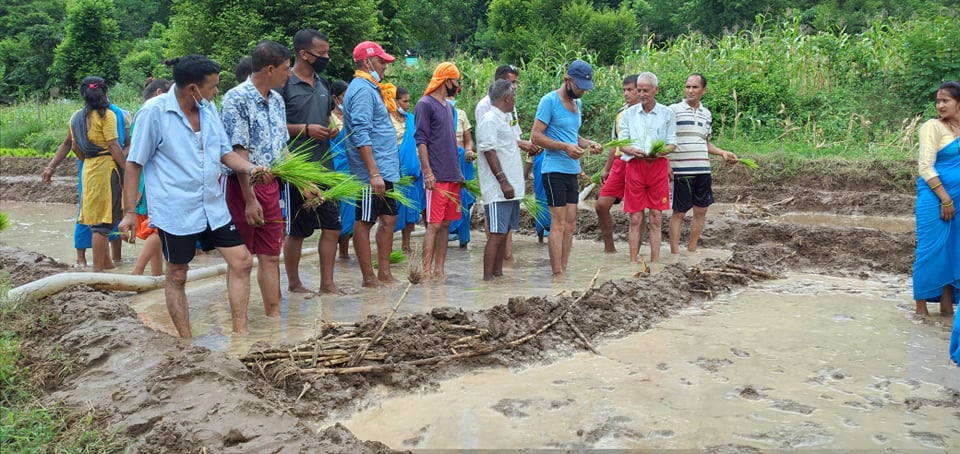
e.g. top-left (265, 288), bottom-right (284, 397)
top-left (2, 156), bottom-right (956, 451)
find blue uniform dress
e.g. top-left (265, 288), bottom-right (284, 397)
top-left (330, 127), bottom-right (355, 237)
top-left (396, 111), bottom-right (424, 231)
top-left (448, 109), bottom-right (476, 246)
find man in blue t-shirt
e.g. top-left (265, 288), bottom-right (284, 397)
top-left (530, 59), bottom-right (602, 275)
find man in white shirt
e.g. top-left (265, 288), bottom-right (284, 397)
top-left (476, 80), bottom-right (525, 280)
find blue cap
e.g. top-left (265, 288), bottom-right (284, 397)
top-left (567, 59), bottom-right (594, 90)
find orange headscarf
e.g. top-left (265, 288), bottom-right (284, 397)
top-left (424, 62), bottom-right (461, 97)
top-left (354, 70), bottom-right (398, 113)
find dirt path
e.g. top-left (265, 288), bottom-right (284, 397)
top-left (2, 156), bottom-right (945, 452)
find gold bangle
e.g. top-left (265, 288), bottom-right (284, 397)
top-left (930, 182), bottom-right (943, 190)
top-left (942, 200), bottom-right (954, 207)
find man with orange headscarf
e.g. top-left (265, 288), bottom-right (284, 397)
top-left (415, 61), bottom-right (463, 281)
top-left (344, 40), bottom-right (401, 288)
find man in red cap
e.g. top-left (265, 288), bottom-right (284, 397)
top-left (415, 62), bottom-right (463, 281)
top-left (343, 40), bottom-right (402, 288)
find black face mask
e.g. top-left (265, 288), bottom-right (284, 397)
top-left (310, 56), bottom-right (329, 74)
top-left (446, 82), bottom-right (460, 98)
top-left (565, 82), bottom-right (582, 99)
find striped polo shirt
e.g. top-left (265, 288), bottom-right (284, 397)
top-left (669, 99), bottom-right (712, 175)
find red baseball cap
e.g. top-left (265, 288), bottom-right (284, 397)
top-left (353, 41), bottom-right (395, 63)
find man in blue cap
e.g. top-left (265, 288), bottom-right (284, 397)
top-left (530, 59), bottom-right (602, 275)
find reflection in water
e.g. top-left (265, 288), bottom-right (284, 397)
top-left (342, 274), bottom-right (959, 450)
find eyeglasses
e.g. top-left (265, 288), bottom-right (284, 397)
top-left (303, 50), bottom-right (325, 59)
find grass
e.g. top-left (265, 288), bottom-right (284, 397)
top-left (521, 194), bottom-right (549, 225)
top-left (0, 281), bottom-right (131, 452)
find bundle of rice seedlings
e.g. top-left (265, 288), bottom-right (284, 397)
top-left (321, 176), bottom-right (365, 206)
top-left (0, 212), bottom-right (8, 232)
top-left (265, 149), bottom-right (324, 196)
top-left (601, 138), bottom-right (635, 149)
top-left (395, 175), bottom-right (415, 188)
top-left (739, 158), bottom-right (760, 170)
top-left (463, 178), bottom-right (481, 198)
top-left (384, 188), bottom-right (417, 209)
top-left (646, 139), bottom-right (671, 158)
top-left (371, 250), bottom-right (406, 267)
top-left (521, 194), bottom-right (549, 225)
top-left (590, 171), bottom-right (602, 185)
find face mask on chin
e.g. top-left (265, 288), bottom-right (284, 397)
top-left (310, 56), bottom-right (329, 74)
top-left (446, 82), bottom-right (460, 98)
top-left (192, 87), bottom-right (209, 109)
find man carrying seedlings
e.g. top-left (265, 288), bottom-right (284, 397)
top-left (530, 59), bottom-right (603, 275)
top-left (476, 80), bottom-right (525, 280)
top-left (120, 54), bottom-right (271, 339)
top-left (668, 73), bottom-right (739, 255)
top-left (617, 72), bottom-right (677, 264)
top-left (221, 41), bottom-right (291, 316)
top-left (344, 40), bottom-right (401, 288)
top-left (281, 29), bottom-right (343, 295)
top-left (596, 74), bottom-right (641, 254)
top-left (416, 62), bottom-right (463, 281)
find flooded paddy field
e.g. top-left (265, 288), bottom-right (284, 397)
top-left (1, 156), bottom-right (956, 451)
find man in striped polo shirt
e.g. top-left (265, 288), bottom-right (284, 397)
top-left (668, 73), bottom-right (739, 255)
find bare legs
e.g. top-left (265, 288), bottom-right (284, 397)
top-left (629, 209), bottom-right (662, 263)
top-left (132, 233), bottom-right (163, 276)
top-left (283, 235), bottom-right (312, 293)
top-left (483, 232), bottom-right (507, 280)
top-left (255, 253), bottom-right (281, 316)
top-left (423, 220), bottom-right (452, 279)
top-left (596, 195), bottom-right (618, 253)
top-left (354, 215), bottom-right (398, 287)
top-left (915, 285), bottom-right (956, 316)
top-left (548, 204), bottom-right (577, 274)
top-left (318, 228), bottom-right (340, 293)
top-left (670, 206), bottom-right (709, 254)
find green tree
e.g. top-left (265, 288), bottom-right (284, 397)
top-left (51, 0), bottom-right (121, 90)
top-left (397, 0), bottom-right (483, 57)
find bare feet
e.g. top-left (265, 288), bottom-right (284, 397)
top-left (289, 285), bottom-right (317, 294)
top-left (604, 247), bottom-right (617, 254)
top-left (362, 277), bottom-right (383, 288)
top-left (319, 285), bottom-right (344, 295)
top-left (379, 274), bottom-right (399, 284)
top-left (916, 301), bottom-right (930, 316)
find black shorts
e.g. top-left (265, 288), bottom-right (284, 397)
top-left (543, 172), bottom-right (580, 207)
top-left (356, 182), bottom-right (398, 223)
top-left (158, 222), bottom-right (244, 264)
top-left (285, 182), bottom-right (342, 238)
top-left (672, 174), bottom-right (714, 213)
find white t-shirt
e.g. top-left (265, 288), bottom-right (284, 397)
top-left (476, 107), bottom-right (525, 204)
top-left (475, 95), bottom-right (522, 141)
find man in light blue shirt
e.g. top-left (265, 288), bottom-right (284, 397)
top-left (344, 40), bottom-right (401, 288)
top-left (530, 59), bottom-right (602, 275)
top-left (119, 54), bottom-right (271, 339)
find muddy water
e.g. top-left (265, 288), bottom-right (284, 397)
top-left (776, 212), bottom-right (915, 234)
top-left (341, 274), bottom-right (960, 450)
top-left (1, 201), bottom-right (731, 355)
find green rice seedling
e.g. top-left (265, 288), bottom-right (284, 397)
top-left (601, 138), bottom-right (635, 149)
top-left (321, 177), bottom-right (365, 206)
top-left (521, 194), bottom-right (548, 225)
top-left (739, 158), bottom-right (760, 170)
top-left (395, 175), bottom-right (414, 188)
top-left (0, 212), bottom-right (9, 231)
top-left (647, 139), bottom-right (670, 157)
top-left (590, 171), bottom-right (602, 185)
top-left (372, 250), bottom-right (406, 267)
top-left (463, 178), bottom-right (481, 198)
top-left (384, 188), bottom-right (417, 209)
top-left (265, 149), bottom-right (325, 196)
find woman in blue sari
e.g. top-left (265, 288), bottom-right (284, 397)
top-left (392, 87), bottom-right (425, 252)
top-left (328, 80), bottom-right (354, 259)
top-left (913, 82), bottom-right (960, 365)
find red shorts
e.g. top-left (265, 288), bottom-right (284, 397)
top-left (225, 175), bottom-right (283, 255)
top-left (599, 158), bottom-right (627, 198)
top-left (623, 158), bottom-right (670, 213)
top-left (136, 214), bottom-right (157, 240)
top-left (425, 181), bottom-right (462, 223)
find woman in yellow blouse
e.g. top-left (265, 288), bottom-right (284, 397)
top-left (70, 76), bottom-right (126, 272)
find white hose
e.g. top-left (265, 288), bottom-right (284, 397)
top-left (7, 247), bottom-right (320, 303)
top-left (578, 183), bottom-right (596, 203)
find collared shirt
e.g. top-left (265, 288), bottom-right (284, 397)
top-left (281, 72), bottom-right (333, 167)
top-left (476, 107), bottom-right (524, 204)
top-left (220, 79), bottom-right (289, 173)
top-left (617, 101), bottom-right (677, 162)
top-left (476, 95), bottom-right (522, 141)
top-left (669, 99), bottom-right (712, 175)
top-left (535, 90), bottom-right (582, 174)
top-left (919, 119), bottom-right (959, 181)
top-left (127, 86), bottom-right (234, 235)
top-left (343, 77), bottom-right (400, 183)
top-left (414, 95), bottom-right (462, 182)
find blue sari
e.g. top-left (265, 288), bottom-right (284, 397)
top-left (447, 145), bottom-right (476, 246)
top-left (533, 152), bottom-right (551, 235)
top-left (330, 128), bottom-right (355, 237)
top-left (395, 112), bottom-right (424, 232)
top-left (912, 136), bottom-right (960, 366)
